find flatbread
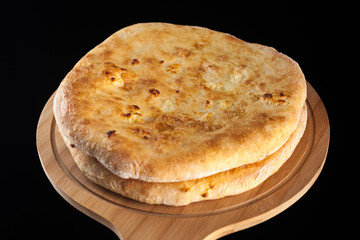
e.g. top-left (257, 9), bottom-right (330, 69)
top-left (54, 23), bottom-right (307, 182)
top-left (62, 105), bottom-right (306, 206)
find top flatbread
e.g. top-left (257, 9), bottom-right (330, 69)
top-left (53, 23), bottom-right (306, 182)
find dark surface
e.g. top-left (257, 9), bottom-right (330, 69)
top-left (3, 2), bottom-right (349, 239)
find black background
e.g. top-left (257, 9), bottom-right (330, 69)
top-left (2, 1), bottom-right (351, 239)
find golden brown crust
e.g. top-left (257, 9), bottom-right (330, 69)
top-left (62, 105), bottom-right (307, 206)
top-left (54, 23), bottom-right (307, 182)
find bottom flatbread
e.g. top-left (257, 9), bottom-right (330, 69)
top-left (61, 105), bottom-right (307, 206)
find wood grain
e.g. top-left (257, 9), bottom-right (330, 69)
top-left (36, 82), bottom-right (329, 240)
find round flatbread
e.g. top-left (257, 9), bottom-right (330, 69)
top-left (54, 23), bottom-right (307, 182)
top-left (62, 105), bottom-right (306, 206)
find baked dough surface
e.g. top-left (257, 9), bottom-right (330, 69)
top-left (62, 105), bottom-right (307, 206)
top-left (54, 23), bottom-right (306, 182)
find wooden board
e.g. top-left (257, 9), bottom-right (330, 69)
top-left (36, 82), bottom-right (329, 240)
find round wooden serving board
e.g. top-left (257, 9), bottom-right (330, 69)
top-left (36, 82), bottom-right (329, 240)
